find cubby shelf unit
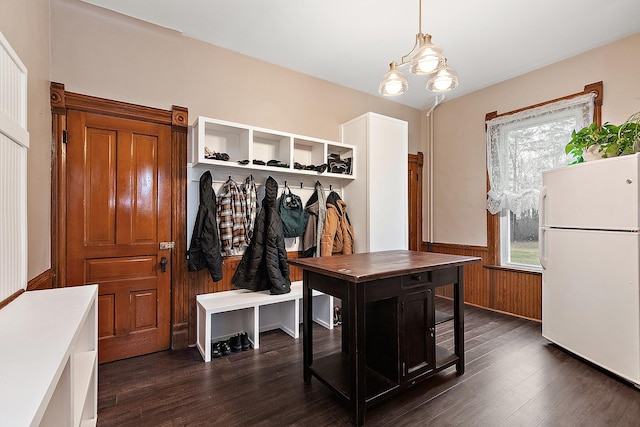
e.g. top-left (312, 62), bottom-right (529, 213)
top-left (189, 116), bottom-right (356, 182)
top-left (0, 285), bottom-right (98, 427)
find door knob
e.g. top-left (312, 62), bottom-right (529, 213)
top-left (160, 256), bottom-right (168, 273)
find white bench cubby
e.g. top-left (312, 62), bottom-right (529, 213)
top-left (196, 281), bottom-right (333, 362)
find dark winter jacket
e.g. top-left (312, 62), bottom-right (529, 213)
top-left (187, 171), bottom-right (223, 282)
top-left (232, 176), bottom-right (291, 294)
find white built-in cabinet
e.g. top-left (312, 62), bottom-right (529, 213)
top-left (189, 116), bottom-right (356, 184)
top-left (341, 112), bottom-right (409, 253)
top-left (0, 285), bottom-right (98, 427)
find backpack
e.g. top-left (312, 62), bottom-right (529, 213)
top-left (279, 184), bottom-right (308, 238)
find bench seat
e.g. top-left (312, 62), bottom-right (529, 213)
top-left (196, 281), bottom-right (333, 362)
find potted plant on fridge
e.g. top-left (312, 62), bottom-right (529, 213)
top-left (566, 112), bottom-right (640, 164)
top-left (565, 122), bottom-right (620, 163)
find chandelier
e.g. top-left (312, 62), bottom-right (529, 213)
top-left (378, 0), bottom-right (458, 97)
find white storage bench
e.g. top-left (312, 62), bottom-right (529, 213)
top-left (196, 281), bottom-right (333, 362)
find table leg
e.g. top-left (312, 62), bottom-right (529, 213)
top-left (454, 266), bottom-right (465, 375)
top-left (349, 282), bottom-right (366, 426)
top-left (303, 272), bottom-right (313, 384)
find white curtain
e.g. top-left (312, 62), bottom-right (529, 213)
top-left (486, 93), bottom-right (595, 215)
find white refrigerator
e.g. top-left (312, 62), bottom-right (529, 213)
top-left (539, 153), bottom-right (640, 387)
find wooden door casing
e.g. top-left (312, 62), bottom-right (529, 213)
top-left (408, 152), bottom-right (424, 251)
top-left (66, 111), bottom-right (172, 363)
top-left (51, 83), bottom-right (190, 355)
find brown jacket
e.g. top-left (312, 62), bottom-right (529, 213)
top-left (320, 198), bottom-right (354, 256)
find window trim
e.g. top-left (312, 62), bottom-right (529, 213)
top-left (485, 81), bottom-right (603, 269)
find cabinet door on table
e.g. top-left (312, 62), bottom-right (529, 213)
top-left (400, 289), bottom-right (435, 383)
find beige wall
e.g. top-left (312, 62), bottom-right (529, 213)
top-left (1, 0), bottom-right (51, 281)
top-left (50, 0), bottom-right (422, 149)
top-left (430, 32), bottom-right (640, 247)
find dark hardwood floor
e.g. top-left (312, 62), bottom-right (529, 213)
top-left (97, 301), bottom-right (640, 426)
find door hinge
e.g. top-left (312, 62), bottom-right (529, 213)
top-left (416, 173), bottom-right (419, 181)
top-left (62, 130), bottom-right (68, 144)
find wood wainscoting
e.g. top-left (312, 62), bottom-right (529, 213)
top-left (426, 242), bottom-right (541, 321)
top-left (187, 251), bottom-right (305, 345)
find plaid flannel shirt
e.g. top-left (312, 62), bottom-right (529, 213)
top-left (243, 175), bottom-right (258, 242)
top-left (217, 178), bottom-right (247, 256)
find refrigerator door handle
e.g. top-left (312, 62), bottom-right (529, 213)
top-left (539, 227), bottom-right (547, 270)
top-left (539, 185), bottom-right (548, 269)
top-left (539, 185), bottom-right (547, 228)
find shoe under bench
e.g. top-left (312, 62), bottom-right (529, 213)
top-left (196, 281), bottom-right (334, 362)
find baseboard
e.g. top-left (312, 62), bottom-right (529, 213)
top-left (0, 289), bottom-right (25, 310)
top-left (27, 269), bottom-right (55, 291)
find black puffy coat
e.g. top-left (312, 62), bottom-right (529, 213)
top-left (232, 176), bottom-right (291, 294)
top-left (187, 171), bottom-right (223, 282)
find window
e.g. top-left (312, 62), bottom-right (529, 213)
top-left (486, 84), bottom-right (602, 270)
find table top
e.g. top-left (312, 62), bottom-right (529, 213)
top-left (288, 250), bottom-right (481, 283)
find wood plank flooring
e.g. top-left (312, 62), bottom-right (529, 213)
top-left (97, 302), bottom-right (640, 426)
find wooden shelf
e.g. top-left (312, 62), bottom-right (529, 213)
top-left (435, 345), bottom-right (458, 369)
top-left (435, 310), bottom-right (455, 325)
top-left (310, 352), bottom-right (399, 403)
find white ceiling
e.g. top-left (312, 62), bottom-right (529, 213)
top-left (81, 0), bottom-right (640, 110)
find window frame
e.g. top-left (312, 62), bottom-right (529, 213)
top-left (485, 81), bottom-right (603, 270)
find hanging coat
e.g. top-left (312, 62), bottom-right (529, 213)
top-left (187, 170), bottom-right (223, 282)
top-left (243, 174), bottom-right (258, 242)
top-left (217, 177), bottom-right (248, 256)
top-left (232, 176), bottom-right (291, 294)
top-left (321, 191), bottom-right (354, 256)
top-left (302, 181), bottom-right (326, 257)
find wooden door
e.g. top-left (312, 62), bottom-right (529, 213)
top-left (66, 110), bottom-right (172, 363)
top-left (408, 152), bottom-right (424, 251)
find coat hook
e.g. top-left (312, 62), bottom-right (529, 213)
top-left (228, 175), bottom-right (231, 181)
top-left (300, 182), bottom-right (303, 189)
top-left (330, 184), bottom-right (333, 191)
top-left (284, 180), bottom-right (287, 188)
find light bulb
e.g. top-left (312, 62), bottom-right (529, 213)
top-left (384, 81), bottom-right (403, 96)
top-left (416, 55), bottom-right (440, 74)
top-left (378, 62), bottom-right (408, 96)
top-left (426, 61), bottom-right (458, 93)
top-left (433, 75), bottom-right (453, 91)
top-left (409, 34), bottom-right (445, 75)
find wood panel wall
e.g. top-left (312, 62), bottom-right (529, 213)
top-left (427, 242), bottom-right (541, 321)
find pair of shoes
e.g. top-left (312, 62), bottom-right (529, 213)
top-left (240, 332), bottom-right (250, 351)
top-left (267, 159), bottom-right (289, 168)
top-left (299, 163), bottom-right (328, 173)
top-left (333, 306), bottom-right (342, 326)
top-left (229, 332), bottom-right (252, 352)
top-left (203, 147), bottom-right (230, 161)
top-left (229, 333), bottom-right (242, 352)
top-left (212, 340), bottom-right (231, 358)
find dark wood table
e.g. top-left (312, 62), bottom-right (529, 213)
top-left (289, 250), bottom-right (481, 426)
